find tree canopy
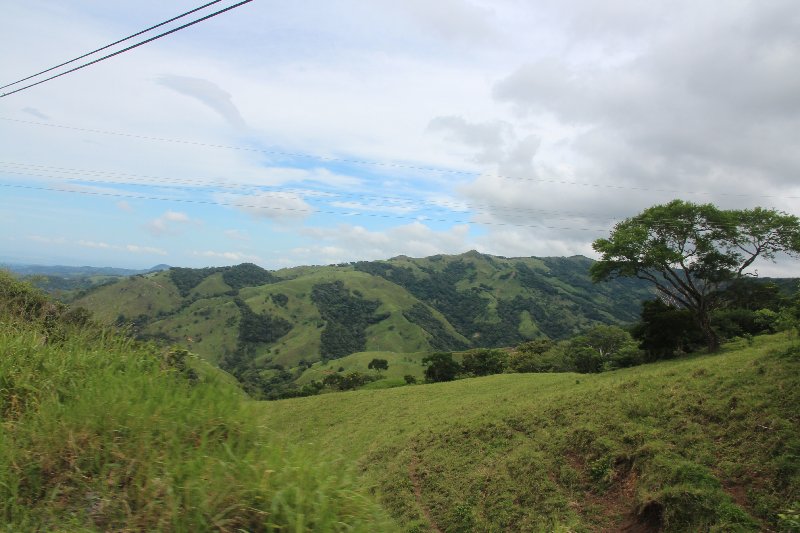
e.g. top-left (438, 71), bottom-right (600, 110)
top-left (591, 200), bottom-right (800, 351)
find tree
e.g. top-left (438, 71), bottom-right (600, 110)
top-left (422, 352), bottom-right (461, 383)
top-left (591, 200), bottom-right (800, 352)
top-left (569, 325), bottom-right (641, 372)
top-left (367, 358), bottom-right (389, 371)
top-left (461, 348), bottom-right (508, 376)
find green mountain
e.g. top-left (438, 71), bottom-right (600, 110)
top-left (71, 252), bottom-right (656, 371)
top-left (2, 270), bottom-right (798, 531)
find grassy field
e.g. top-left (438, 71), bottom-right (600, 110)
top-left (261, 333), bottom-right (800, 532)
top-left (0, 273), bottom-right (395, 531)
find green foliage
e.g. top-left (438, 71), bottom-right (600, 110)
top-left (568, 324), bottom-right (642, 372)
top-left (461, 348), bottom-right (508, 376)
top-left (632, 299), bottom-right (705, 360)
top-left (368, 358), bottom-right (389, 371)
top-left (422, 352), bottom-right (461, 382)
top-left (404, 374), bottom-right (417, 384)
top-left (0, 275), bottom-right (394, 530)
top-left (270, 292), bottom-right (289, 307)
top-left (402, 303), bottom-right (467, 351)
top-left (168, 266), bottom-right (224, 296)
top-left (508, 339), bottom-right (555, 372)
top-left (592, 200), bottom-right (800, 351)
top-left (234, 298), bottom-right (292, 345)
top-left (312, 281), bottom-right (388, 359)
top-left (323, 371), bottom-right (376, 391)
top-left (221, 262), bottom-right (277, 290)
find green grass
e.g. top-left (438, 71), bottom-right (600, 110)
top-left (261, 333), bottom-right (800, 532)
top-left (0, 273), bottom-right (396, 531)
top-left (296, 350), bottom-right (430, 385)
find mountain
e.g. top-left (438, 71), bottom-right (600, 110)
top-left (71, 252), bottom-right (656, 370)
top-left (2, 262), bottom-right (172, 293)
top-left (2, 262), bottom-right (169, 277)
top-left (5, 265), bottom-right (797, 531)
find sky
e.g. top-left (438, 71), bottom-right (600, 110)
top-left (0, 0), bottom-right (798, 275)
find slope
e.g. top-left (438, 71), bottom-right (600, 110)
top-left (260, 333), bottom-right (800, 532)
top-left (0, 271), bottom-right (394, 531)
top-left (72, 252), bottom-right (658, 375)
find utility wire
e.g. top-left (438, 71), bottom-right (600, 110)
top-left (0, 0), bottom-right (253, 98)
top-left (0, 1), bottom-right (224, 91)
top-left (0, 182), bottom-right (611, 233)
top-left (2, 116), bottom-right (796, 201)
top-left (0, 161), bottom-right (624, 221)
top-left (1, 170), bottom-right (792, 231)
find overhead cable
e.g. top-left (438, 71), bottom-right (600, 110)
top-left (0, 0), bottom-right (253, 98)
top-left (0, 1), bottom-right (224, 91)
top-left (1, 116), bottom-right (795, 200)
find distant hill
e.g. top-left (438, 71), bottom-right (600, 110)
top-left (71, 253), bottom-right (658, 371)
top-left (2, 263), bottom-right (170, 277)
top-left (2, 263), bottom-right (171, 293)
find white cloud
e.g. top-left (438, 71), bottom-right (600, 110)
top-left (157, 75), bottom-right (247, 131)
top-left (215, 191), bottom-right (313, 222)
top-left (146, 210), bottom-right (194, 236)
top-left (192, 250), bottom-right (262, 263)
top-left (224, 229), bottom-right (249, 241)
top-left (77, 240), bottom-right (111, 249)
top-left (125, 244), bottom-right (167, 256)
top-left (297, 221), bottom-right (473, 263)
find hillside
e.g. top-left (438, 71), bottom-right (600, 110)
top-left (261, 332), bottom-right (800, 531)
top-left (71, 252), bottom-right (656, 372)
top-left (2, 271), bottom-right (798, 531)
top-left (0, 271), bottom-right (393, 531)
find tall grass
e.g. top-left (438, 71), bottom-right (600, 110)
top-left (0, 272), bottom-right (395, 531)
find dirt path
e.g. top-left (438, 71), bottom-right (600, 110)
top-left (408, 449), bottom-right (442, 533)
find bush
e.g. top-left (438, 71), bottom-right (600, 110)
top-left (461, 348), bottom-right (508, 376)
top-left (422, 352), bottom-right (461, 383)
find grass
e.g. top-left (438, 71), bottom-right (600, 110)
top-left (261, 333), bottom-right (800, 532)
top-left (0, 273), bottom-right (396, 531)
top-left (296, 350), bottom-right (430, 385)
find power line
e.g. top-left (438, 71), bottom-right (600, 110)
top-left (0, 161), bottom-right (625, 221)
top-left (0, 1), bottom-right (224, 91)
top-left (1, 171), bottom-right (792, 232)
top-left (2, 116), bottom-right (797, 201)
top-left (0, 182), bottom-right (611, 233)
top-left (0, 1), bottom-right (253, 98)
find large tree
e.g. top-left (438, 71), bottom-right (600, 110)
top-left (591, 200), bottom-right (800, 352)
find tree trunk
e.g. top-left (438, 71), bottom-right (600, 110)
top-left (697, 311), bottom-right (720, 353)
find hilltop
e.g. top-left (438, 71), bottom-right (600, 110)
top-left (70, 252), bottom-right (655, 370)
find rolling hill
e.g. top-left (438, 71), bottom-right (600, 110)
top-left (71, 252), bottom-right (656, 372)
top-left (260, 332), bottom-right (800, 531)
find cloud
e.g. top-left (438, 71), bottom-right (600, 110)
top-left (125, 245), bottom-right (167, 256)
top-left (157, 75), bottom-right (247, 131)
top-left (224, 229), bottom-right (249, 241)
top-left (491, 1), bottom-right (800, 201)
top-left (77, 240), bottom-right (111, 249)
top-left (328, 200), bottom-right (419, 214)
top-left (22, 107), bottom-right (50, 120)
top-left (192, 250), bottom-right (262, 263)
top-left (146, 210), bottom-right (193, 236)
top-left (116, 201), bottom-right (133, 212)
top-left (216, 191), bottom-right (313, 222)
top-left (297, 221), bottom-right (473, 263)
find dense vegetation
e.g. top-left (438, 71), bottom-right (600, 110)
top-left (311, 281), bottom-right (388, 359)
top-left (69, 252), bottom-right (797, 398)
top-left (0, 272), bottom-right (392, 530)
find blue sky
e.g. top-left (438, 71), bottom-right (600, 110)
top-left (1, 1), bottom-right (798, 274)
